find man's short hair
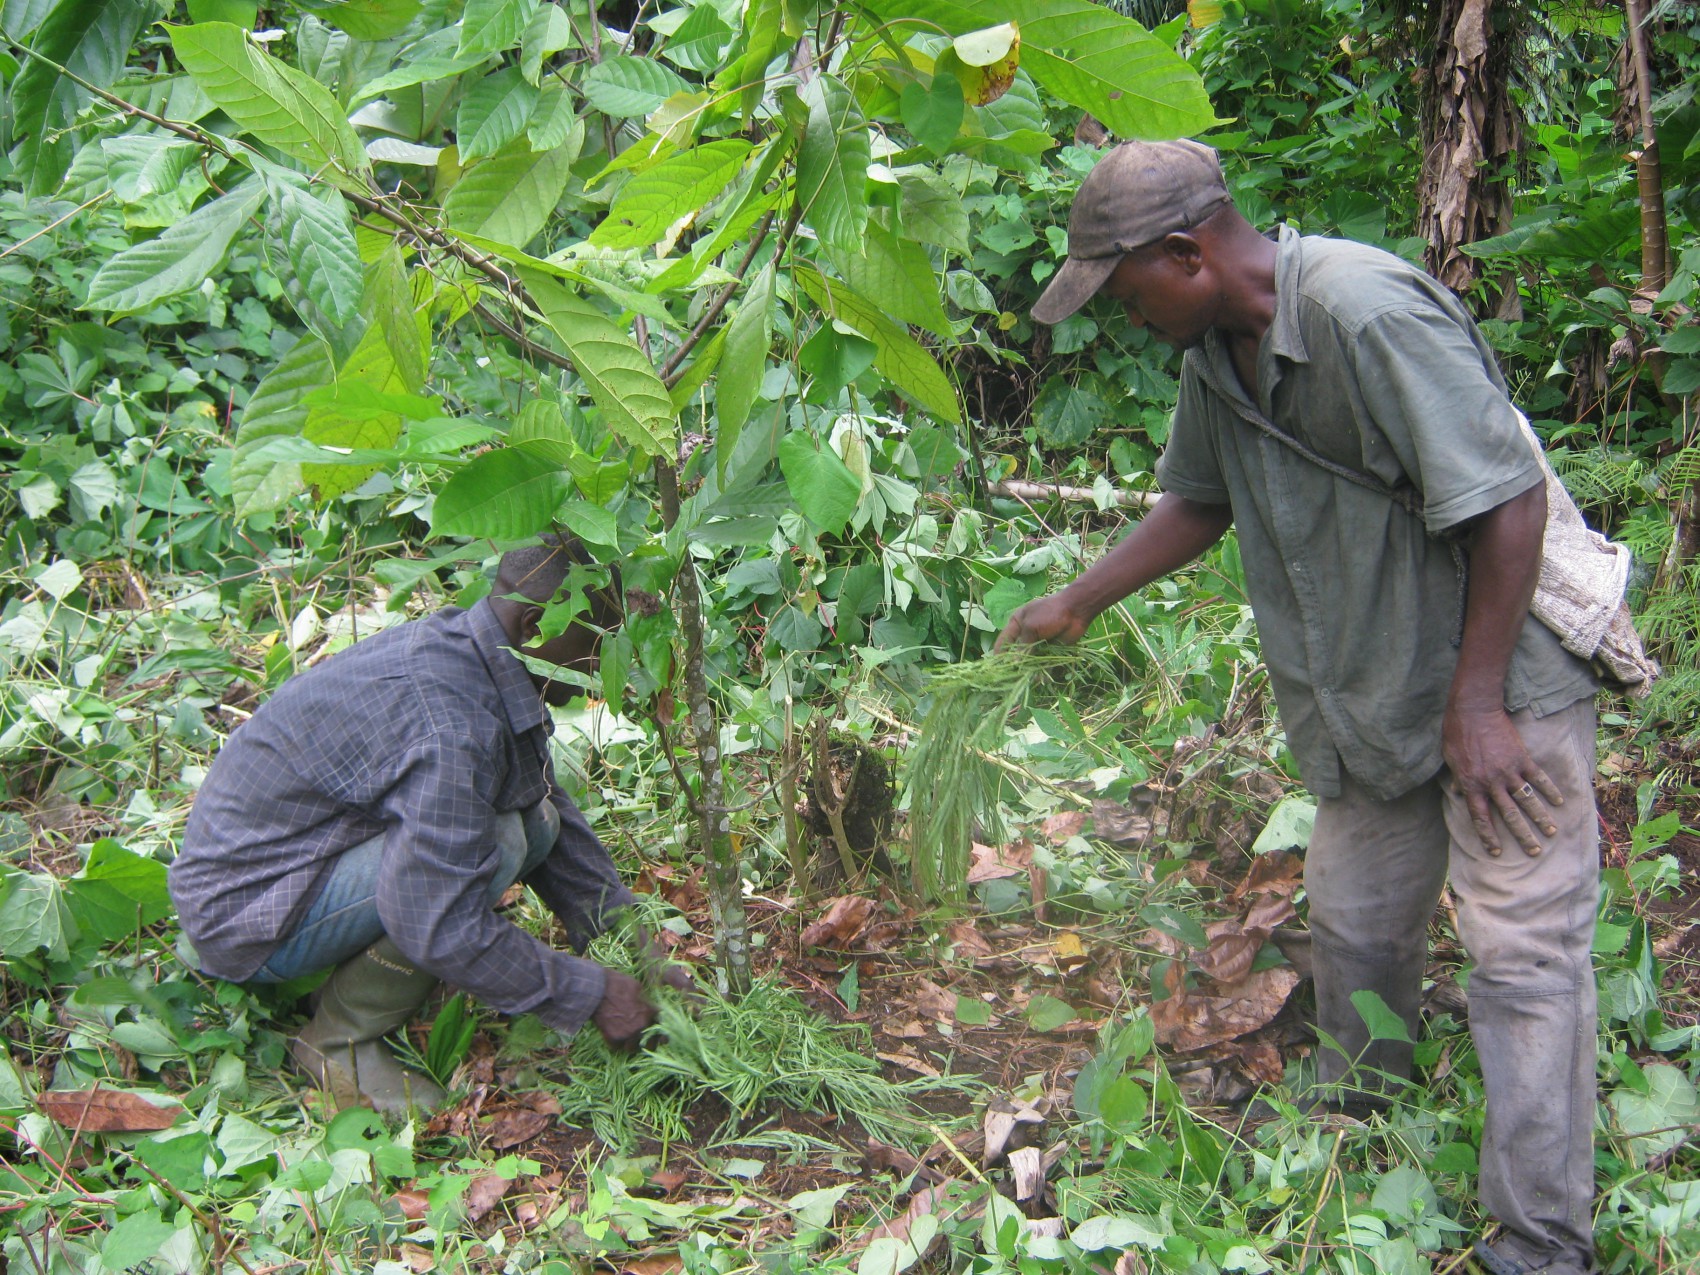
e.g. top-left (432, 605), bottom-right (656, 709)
top-left (494, 534), bottom-right (622, 627)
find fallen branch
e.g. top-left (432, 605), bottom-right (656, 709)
top-left (988, 480), bottom-right (1159, 510)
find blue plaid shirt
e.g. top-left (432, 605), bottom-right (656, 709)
top-left (171, 599), bottom-right (633, 1033)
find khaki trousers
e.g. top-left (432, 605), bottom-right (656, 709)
top-left (1306, 699), bottom-right (1599, 1273)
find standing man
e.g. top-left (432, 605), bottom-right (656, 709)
top-left (1001, 140), bottom-right (1599, 1275)
top-left (172, 537), bottom-right (680, 1115)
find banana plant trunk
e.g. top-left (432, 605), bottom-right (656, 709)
top-left (1416, 0), bottom-right (1522, 304)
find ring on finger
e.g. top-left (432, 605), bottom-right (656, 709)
top-left (1515, 782), bottom-right (1534, 799)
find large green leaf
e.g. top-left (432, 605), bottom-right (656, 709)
top-left (444, 138), bottom-right (579, 249)
top-left (2, 0), bottom-right (60, 38)
top-left (301, 327), bottom-right (408, 499)
top-left (715, 261), bottom-right (774, 476)
top-left (590, 139), bottom-right (752, 250)
top-left (455, 66), bottom-right (539, 162)
top-left (360, 245), bottom-right (428, 394)
top-left (432, 447), bottom-right (569, 540)
top-left (0, 868), bottom-right (75, 960)
top-left (232, 337), bottom-right (336, 516)
top-left (1462, 205), bottom-right (1640, 263)
top-left (834, 221), bottom-right (951, 337)
top-left (778, 433), bottom-right (862, 537)
top-left (795, 74), bottom-right (869, 255)
top-left (648, 135), bottom-right (790, 292)
top-left (170, 22), bottom-right (372, 189)
top-left (527, 82), bottom-right (579, 150)
top-left (295, 0), bottom-right (423, 41)
top-left (65, 839), bottom-right (171, 945)
top-left (457, 0), bottom-right (536, 57)
top-left (272, 178), bottom-right (364, 326)
top-left (519, 270), bottom-right (677, 457)
top-left (796, 267), bottom-right (961, 423)
top-left (520, 3), bottom-right (574, 83)
top-left (508, 399), bottom-right (581, 466)
top-left (868, 0), bottom-right (1218, 139)
top-left (83, 179), bottom-right (266, 312)
top-left (351, 51), bottom-right (487, 104)
top-left (1031, 371), bottom-right (1113, 447)
top-left (582, 54), bottom-right (688, 117)
top-left (9, 0), bottom-right (152, 193)
top-left (660, 1), bottom-right (733, 73)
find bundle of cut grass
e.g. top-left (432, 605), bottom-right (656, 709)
top-left (549, 970), bottom-right (958, 1149)
top-left (905, 645), bottom-right (1084, 902)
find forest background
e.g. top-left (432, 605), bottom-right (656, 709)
top-left (1, 0), bottom-right (1698, 1273)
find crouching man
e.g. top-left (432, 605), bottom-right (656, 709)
top-left (171, 536), bottom-right (678, 1114)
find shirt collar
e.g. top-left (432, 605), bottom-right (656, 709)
top-left (468, 598), bottom-right (550, 737)
top-left (1268, 223), bottom-right (1310, 365)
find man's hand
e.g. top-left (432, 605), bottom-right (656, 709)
top-left (592, 970), bottom-right (656, 1050)
top-left (1443, 704), bottom-right (1563, 857)
top-left (993, 495), bottom-right (1234, 653)
top-left (636, 926), bottom-right (695, 995)
top-left (995, 593), bottom-right (1093, 651)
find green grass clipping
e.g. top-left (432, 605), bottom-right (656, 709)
top-left (905, 645), bottom-right (1083, 903)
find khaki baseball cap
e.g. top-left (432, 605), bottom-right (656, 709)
top-left (1032, 139), bottom-right (1231, 325)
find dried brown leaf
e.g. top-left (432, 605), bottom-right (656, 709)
top-left (865, 1180), bottom-right (964, 1247)
top-left (1194, 928), bottom-right (1263, 986)
top-left (522, 1090), bottom-right (562, 1117)
top-left (881, 1018), bottom-right (928, 1039)
top-left (1151, 967), bottom-right (1300, 1053)
top-left (1040, 811), bottom-right (1088, 843)
top-left (877, 1051), bottom-right (941, 1078)
top-left (650, 1167), bottom-right (688, 1194)
top-left (486, 1108), bottom-right (550, 1150)
top-left (1089, 799), bottom-right (1152, 844)
top-left (398, 1243), bottom-right (435, 1273)
top-left (1232, 851), bottom-right (1303, 901)
top-left (947, 920), bottom-right (993, 958)
top-left (910, 978), bottom-right (957, 1022)
top-left (1194, 894), bottom-right (1297, 986)
top-left (967, 839), bottom-right (1031, 883)
top-left (621, 1258), bottom-right (684, 1275)
top-left (38, 1088), bottom-right (181, 1133)
top-left (394, 1189), bottom-right (430, 1220)
top-left (800, 895), bottom-right (877, 949)
top-left (463, 1173), bottom-right (514, 1223)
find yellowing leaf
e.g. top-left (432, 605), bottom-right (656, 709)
top-left (950, 22), bottom-right (1020, 105)
top-left (1189, 0), bottom-right (1225, 28)
top-left (953, 20), bottom-right (1017, 66)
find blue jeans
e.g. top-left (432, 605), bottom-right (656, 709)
top-left (251, 800), bottom-right (560, 982)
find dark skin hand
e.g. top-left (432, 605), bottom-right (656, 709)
top-left (637, 925), bottom-right (696, 995)
top-left (592, 969), bottom-right (656, 1050)
top-left (1442, 481), bottom-right (1562, 856)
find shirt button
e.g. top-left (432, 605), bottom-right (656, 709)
top-left (1291, 562), bottom-right (1304, 572)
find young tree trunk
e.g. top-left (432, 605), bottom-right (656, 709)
top-left (1416, 0), bottom-right (1522, 304)
top-left (1623, 0), bottom-right (1672, 293)
top-left (656, 461), bottom-right (752, 995)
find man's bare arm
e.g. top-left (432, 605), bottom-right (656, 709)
top-left (1441, 481), bottom-right (1562, 856)
top-left (996, 493), bottom-right (1234, 649)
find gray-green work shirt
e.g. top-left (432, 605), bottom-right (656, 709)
top-left (1154, 225), bottom-right (1596, 801)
